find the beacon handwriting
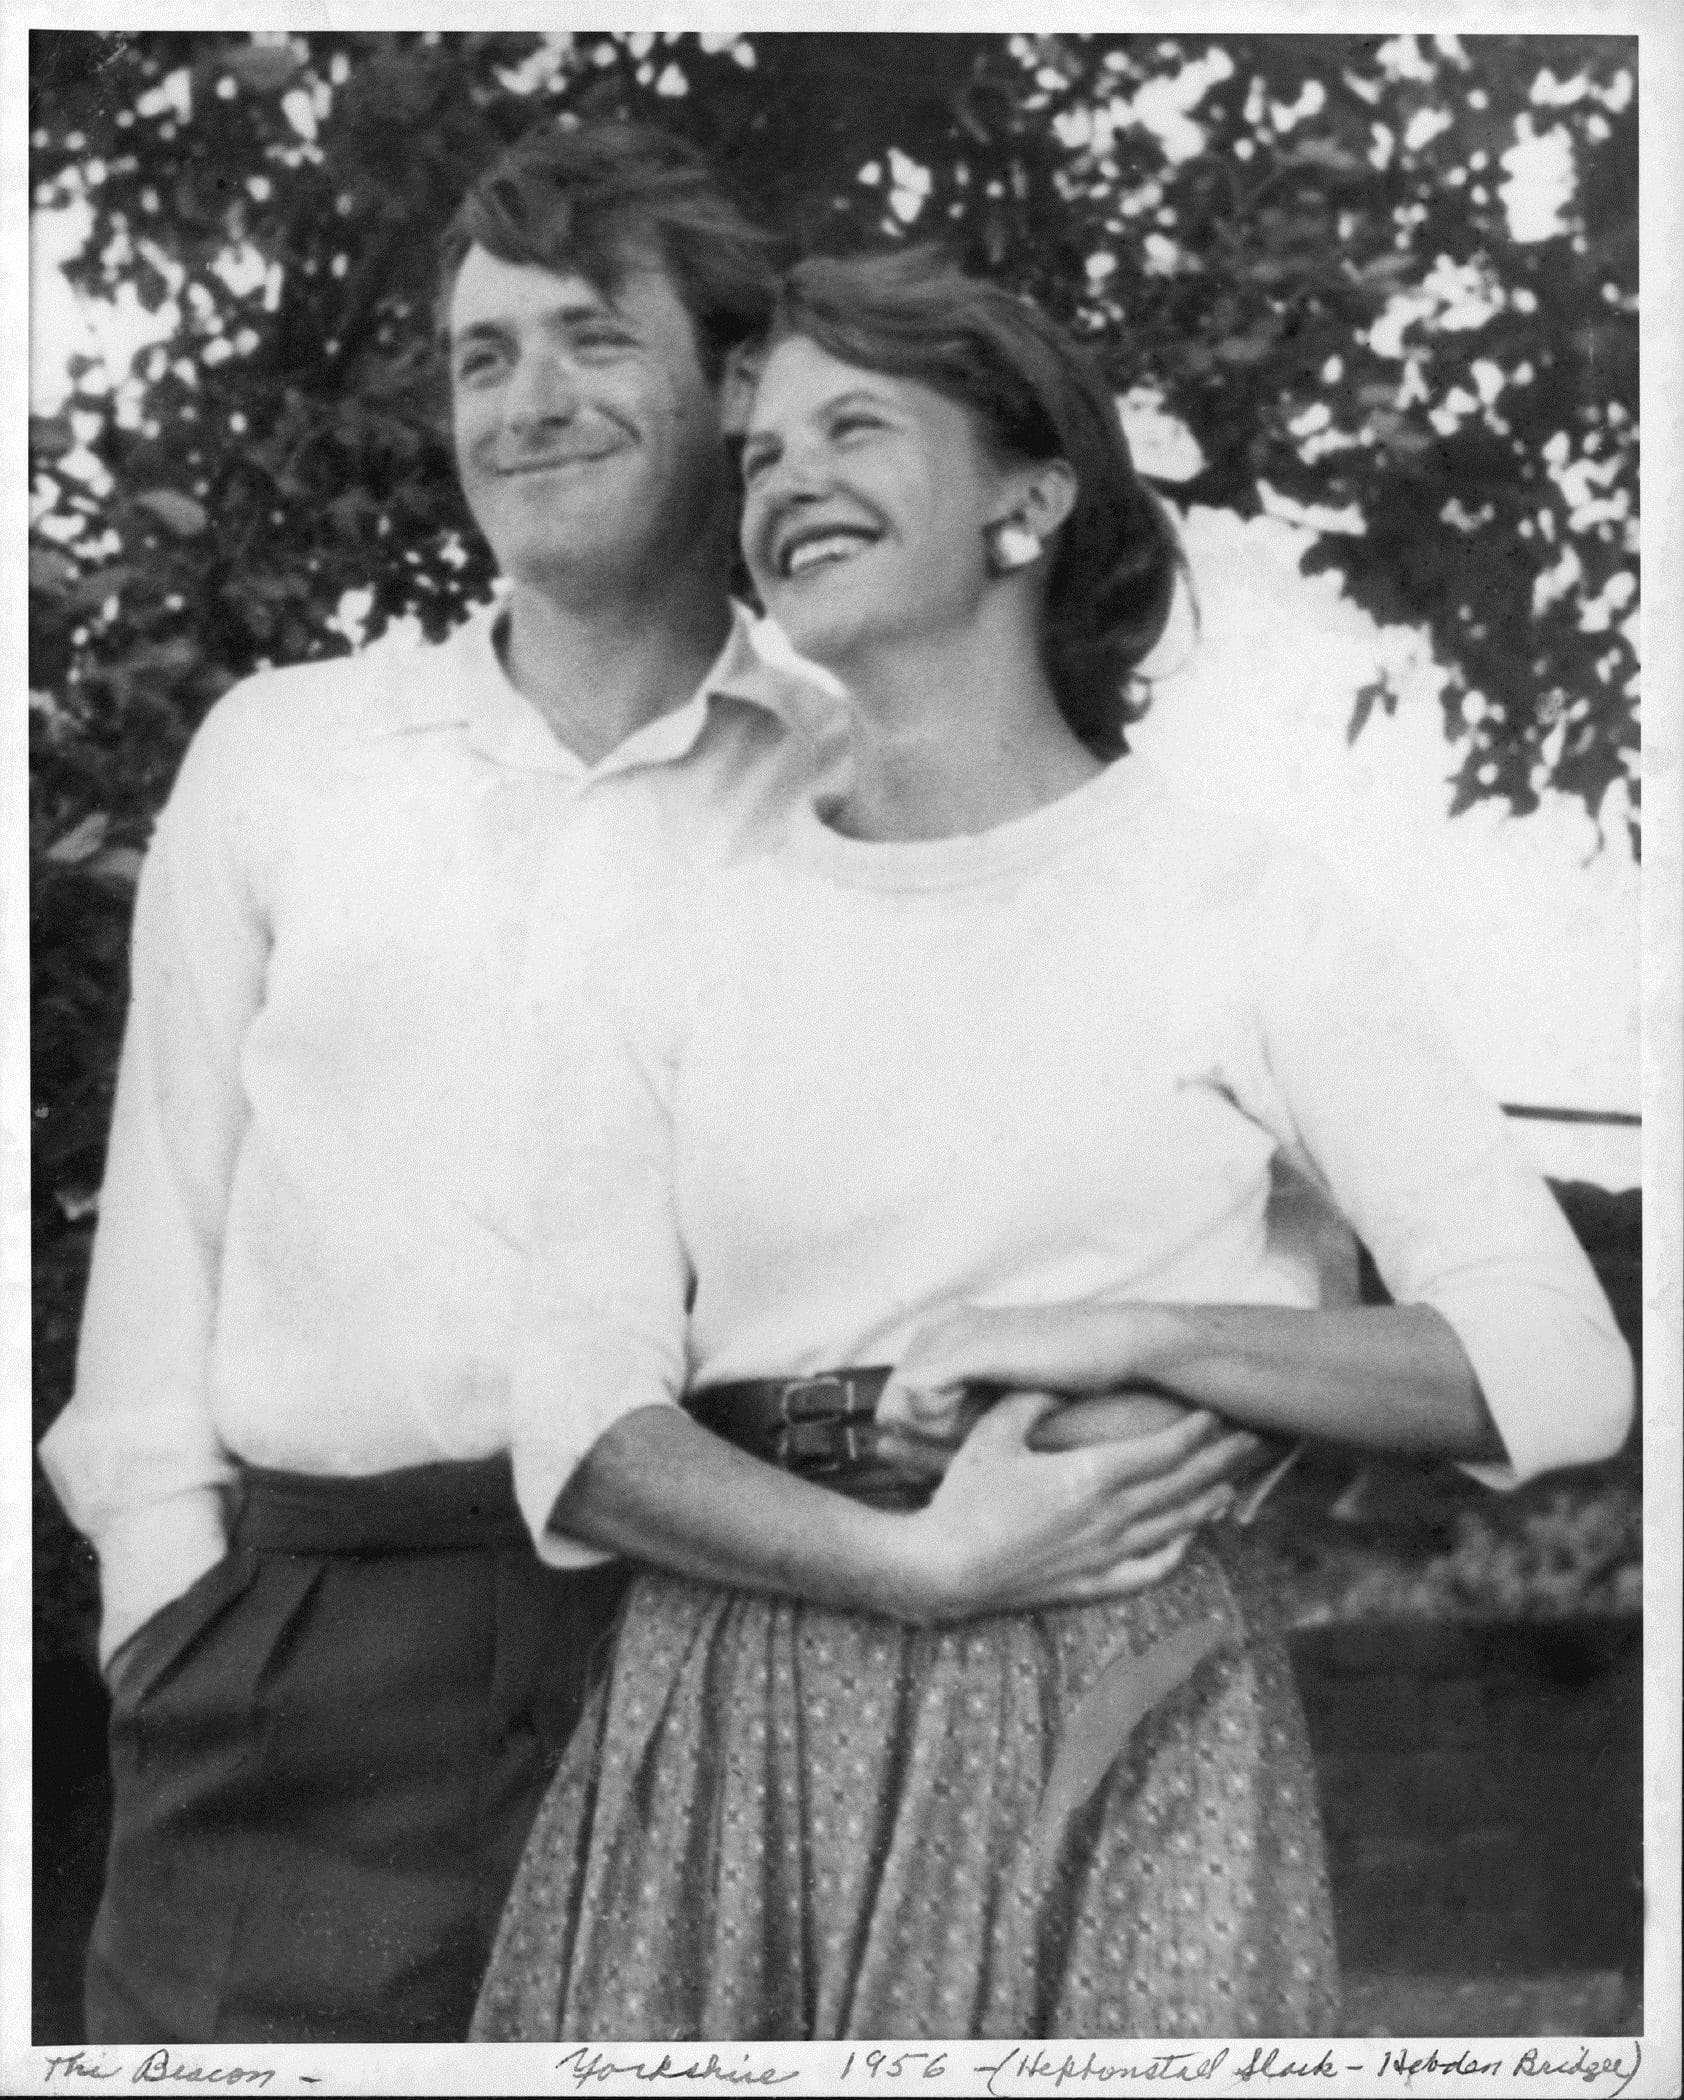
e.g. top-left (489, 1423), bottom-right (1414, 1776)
top-left (42, 2051), bottom-right (289, 2088)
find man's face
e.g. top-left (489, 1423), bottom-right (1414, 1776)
top-left (448, 244), bottom-right (731, 594)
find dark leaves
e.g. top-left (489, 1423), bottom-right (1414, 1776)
top-left (1346, 674), bottom-right (1398, 745)
top-left (132, 488), bottom-right (209, 537)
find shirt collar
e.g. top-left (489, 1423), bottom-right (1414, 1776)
top-left (351, 595), bottom-right (836, 777)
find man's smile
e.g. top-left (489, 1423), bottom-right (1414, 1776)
top-left (493, 443), bottom-right (628, 478)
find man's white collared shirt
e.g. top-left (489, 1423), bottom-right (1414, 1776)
top-left (38, 604), bottom-right (843, 1655)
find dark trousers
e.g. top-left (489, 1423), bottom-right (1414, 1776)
top-left (85, 1459), bottom-right (629, 2044)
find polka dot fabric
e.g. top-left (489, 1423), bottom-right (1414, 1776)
top-left (471, 1530), bottom-right (1337, 2041)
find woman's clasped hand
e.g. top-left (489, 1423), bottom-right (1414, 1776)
top-left (878, 1388), bottom-right (1259, 1618)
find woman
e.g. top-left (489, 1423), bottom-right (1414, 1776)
top-left (473, 250), bottom-right (1631, 2042)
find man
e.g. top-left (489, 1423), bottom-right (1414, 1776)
top-left (40, 120), bottom-right (1251, 2045)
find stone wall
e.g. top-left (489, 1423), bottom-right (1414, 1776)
top-left (1294, 1619), bottom-right (1643, 1980)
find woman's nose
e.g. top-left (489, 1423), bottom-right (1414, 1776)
top-left (754, 440), bottom-right (833, 507)
top-left (745, 466), bottom-right (824, 562)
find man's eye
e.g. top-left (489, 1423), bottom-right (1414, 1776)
top-left (573, 328), bottom-right (633, 356)
top-left (831, 414), bottom-right (883, 439)
top-left (741, 446), bottom-right (776, 483)
top-left (455, 346), bottom-right (505, 383)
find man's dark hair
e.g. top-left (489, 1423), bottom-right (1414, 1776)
top-left (437, 120), bottom-right (777, 382)
top-left (767, 247), bottom-right (1186, 756)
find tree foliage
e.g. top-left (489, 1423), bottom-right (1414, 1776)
top-left (28, 32), bottom-right (1641, 1650)
top-left (31, 32), bottom-right (1639, 818)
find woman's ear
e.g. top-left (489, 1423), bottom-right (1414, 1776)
top-left (1017, 458), bottom-right (1078, 543)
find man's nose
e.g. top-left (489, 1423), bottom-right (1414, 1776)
top-left (503, 349), bottom-right (581, 433)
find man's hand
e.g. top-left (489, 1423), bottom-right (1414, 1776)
top-left (890, 1393), bottom-right (1255, 1622)
top-left (93, 1494), bottom-right (232, 1671)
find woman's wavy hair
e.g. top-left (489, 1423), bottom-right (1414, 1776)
top-left (437, 120), bottom-right (777, 383)
top-left (766, 248), bottom-right (1186, 756)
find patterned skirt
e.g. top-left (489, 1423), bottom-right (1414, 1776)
top-left (471, 1530), bottom-right (1338, 2041)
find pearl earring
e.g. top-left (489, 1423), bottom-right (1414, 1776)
top-left (984, 517), bottom-right (1043, 575)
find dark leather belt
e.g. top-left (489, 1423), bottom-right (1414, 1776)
top-left (685, 1367), bottom-right (932, 1510)
top-left (685, 1369), bottom-right (1300, 1528)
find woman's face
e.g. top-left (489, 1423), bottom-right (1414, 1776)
top-left (740, 335), bottom-right (1029, 666)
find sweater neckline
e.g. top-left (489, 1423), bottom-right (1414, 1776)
top-left (783, 753), bottom-right (1166, 891)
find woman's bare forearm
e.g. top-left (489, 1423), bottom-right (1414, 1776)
top-left (1126, 1304), bottom-right (1503, 1460)
top-left (551, 1406), bottom-right (920, 1617)
top-left (890, 1303), bottom-right (1505, 1464)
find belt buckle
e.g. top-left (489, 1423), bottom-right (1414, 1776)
top-left (779, 1375), bottom-right (854, 1424)
top-left (773, 1376), bottom-right (878, 1473)
top-left (775, 1416), bottom-right (870, 1472)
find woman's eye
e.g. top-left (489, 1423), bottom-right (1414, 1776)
top-left (741, 446), bottom-right (776, 483)
top-left (455, 347), bottom-right (505, 383)
top-left (831, 414), bottom-right (882, 439)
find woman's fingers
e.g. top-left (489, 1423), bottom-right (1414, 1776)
top-left (916, 1390), bottom-right (1156, 1615)
top-left (1135, 1428), bottom-right (1268, 1510)
top-left (1001, 1531), bottom-right (1194, 1610)
top-left (1106, 1482), bottom-right (1236, 1560)
top-left (1014, 1430), bottom-right (1258, 1583)
top-left (916, 1393), bottom-right (1258, 1618)
top-left (1092, 1421), bottom-right (1262, 1511)
top-left (1084, 1531), bottom-right (1194, 1598)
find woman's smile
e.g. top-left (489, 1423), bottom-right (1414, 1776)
top-left (774, 519), bottom-right (885, 580)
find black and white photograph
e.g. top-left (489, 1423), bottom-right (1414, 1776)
top-left (4, 10), bottom-right (1679, 2095)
